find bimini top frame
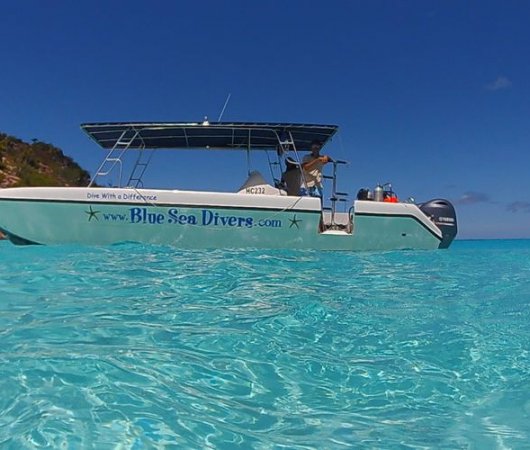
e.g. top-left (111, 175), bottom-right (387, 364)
top-left (82, 121), bottom-right (339, 188)
top-left (81, 121), bottom-right (338, 151)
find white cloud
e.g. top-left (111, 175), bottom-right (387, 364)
top-left (485, 76), bottom-right (512, 91)
top-left (507, 201), bottom-right (530, 213)
top-left (455, 191), bottom-right (492, 205)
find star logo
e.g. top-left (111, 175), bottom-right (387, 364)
top-left (85, 205), bottom-right (100, 222)
top-left (289, 214), bottom-right (302, 229)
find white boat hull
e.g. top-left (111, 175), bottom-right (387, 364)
top-left (0, 187), bottom-right (451, 251)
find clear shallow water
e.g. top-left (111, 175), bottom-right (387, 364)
top-left (0, 240), bottom-right (529, 449)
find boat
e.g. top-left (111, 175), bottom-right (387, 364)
top-left (0, 121), bottom-right (457, 250)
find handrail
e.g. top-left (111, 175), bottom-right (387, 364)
top-left (327, 159), bottom-right (350, 228)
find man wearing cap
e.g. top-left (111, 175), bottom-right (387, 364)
top-left (300, 140), bottom-right (332, 197)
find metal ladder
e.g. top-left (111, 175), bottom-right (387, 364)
top-left (322, 160), bottom-right (349, 228)
top-left (126, 144), bottom-right (154, 188)
top-left (266, 152), bottom-right (284, 188)
top-left (270, 130), bottom-right (301, 190)
top-left (89, 128), bottom-right (140, 187)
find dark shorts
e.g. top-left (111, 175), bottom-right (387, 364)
top-left (300, 186), bottom-right (323, 198)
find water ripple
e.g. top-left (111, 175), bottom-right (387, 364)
top-left (1, 240), bottom-right (530, 448)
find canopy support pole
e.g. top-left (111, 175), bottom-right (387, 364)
top-left (246, 129), bottom-right (251, 175)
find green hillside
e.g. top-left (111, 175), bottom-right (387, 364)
top-left (0, 133), bottom-right (91, 188)
top-left (0, 133), bottom-right (92, 240)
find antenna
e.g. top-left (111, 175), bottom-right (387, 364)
top-left (217, 93), bottom-right (232, 121)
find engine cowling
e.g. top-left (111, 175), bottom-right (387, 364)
top-left (419, 199), bottom-right (458, 249)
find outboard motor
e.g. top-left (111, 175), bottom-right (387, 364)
top-left (419, 199), bottom-right (458, 249)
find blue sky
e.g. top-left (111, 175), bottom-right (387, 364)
top-left (1, 1), bottom-right (530, 239)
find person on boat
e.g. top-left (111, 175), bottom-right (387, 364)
top-left (300, 140), bottom-right (332, 197)
top-left (281, 157), bottom-right (302, 196)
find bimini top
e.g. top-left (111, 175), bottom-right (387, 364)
top-left (81, 121), bottom-right (338, 151)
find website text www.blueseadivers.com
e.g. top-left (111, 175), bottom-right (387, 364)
top-left (100, 207), bottom-right (282, 228)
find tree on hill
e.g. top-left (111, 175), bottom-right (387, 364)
top-left (0, 133), bottom-right (91, 188)
top-left (0, 132), bottom-right (92, 239)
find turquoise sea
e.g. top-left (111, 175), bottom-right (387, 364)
top-left (1, 240), bottom-right (529, 449)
